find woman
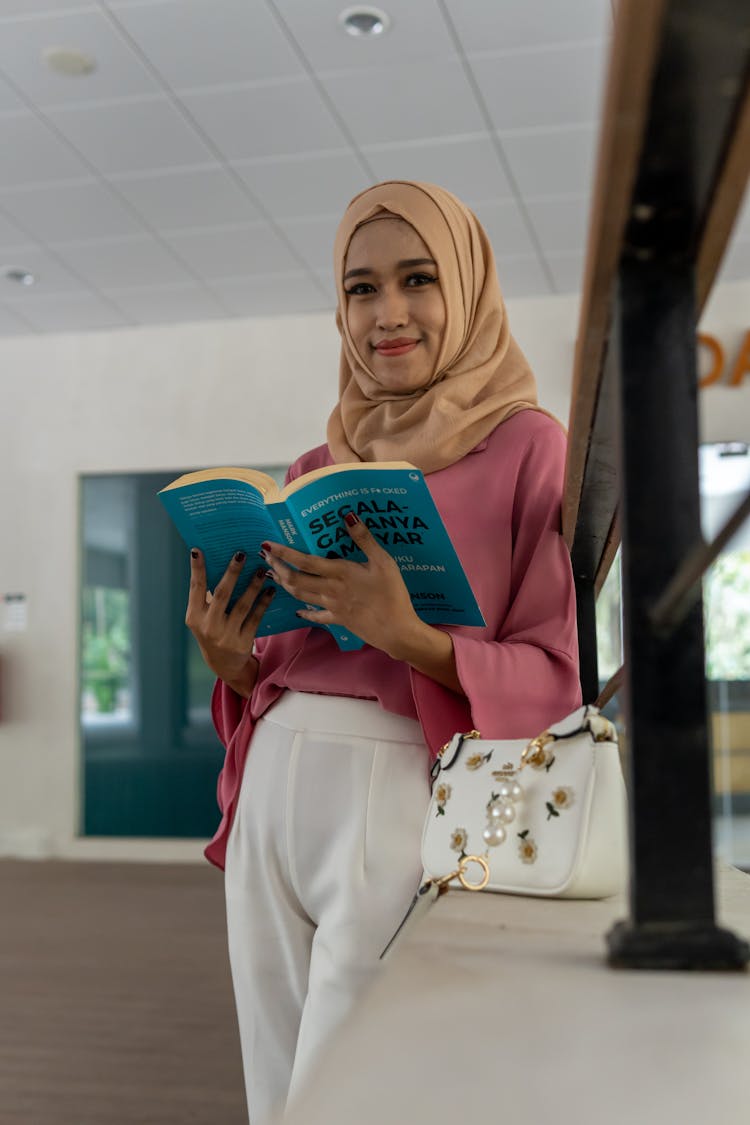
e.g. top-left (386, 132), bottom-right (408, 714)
top-left (186, 181), bottom-right (581, 1123)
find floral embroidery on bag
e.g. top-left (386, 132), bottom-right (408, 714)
top-left (527, 745), bottom-right (555, 771)
top-left (517, 830), bottom-right (538, 864)
top-left (465, 750), bottom-right (493, 771)
top-left (551, 786), bottom-right (575, 811)
top-left (450, 827), bottom-right (468, 856)
top-left (434, 782), bottom-right (452, 816)
top-left (546, 786), bottom-right (575, 818)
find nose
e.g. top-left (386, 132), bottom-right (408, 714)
top-left (375, 284), bottom-right (409, 330)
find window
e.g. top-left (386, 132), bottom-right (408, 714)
top-left (79, 466), bottom-right (285, 839)
top-left (700, 443), bottom-right (750, 870)
top-left (592, 443), bottom-right (750, 871)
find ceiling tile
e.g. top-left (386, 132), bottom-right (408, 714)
top-left (0, 300), bottom-right (34, 334)
top-left (110, 165), bottom-right (260, 231)
top-left (0, 72), bottom-right (26, 112)
top-left (472, 199), bottom-right (540, 258)
top-left (275, 0), bottom-right (456, 70)
top-left (0, 110), bottom-right (90, 187)
top-left (2, 289), bottom-right (127, 332)
top-left (103, 281), bottom-right (228, 325)
top-left (0, 244), bottom-right (89, 292)
top-left (0, 9), bottom-right (160, 106)
top-left (0, 208), bottom-right (37, 248)
top-left (494, 254), bottom-right (553, 299)
top-left (163, 222), bottom-right (301, 279)
top-left (545, 252), bottom-right (585, 293)
top-left (279, 215), bottom-right (338, 272)
top-left (208, 272), bottom-right (333, 317)
top-left (0, 2), bottom-right (98, 15)
top-left (1, 178), bottom-right (147, 241)
top-left (469, 42), bottom-right (607, 131)
top-left (362, 135), bottom-right (512, 204)
top-left (110, 0), bottom-right (305, 89)
top-left (312, 266), bottom-right (336, 302)
top-left (319, 58), bottom-right (485, 145)
top-left (50, 234), bottom-right (195, 288)
top-left (499, 126), bottom-right (597, 197)
top-left (45, 95), bottom-right (214, 174)
top-left (179, 78), bottom-right (348, 161)
top-left (232, 151), bottom-right (369, 220)
top-left (444, 0), bottom-right (612, 52)
top-left (524, 195), bottom-right (591, 254)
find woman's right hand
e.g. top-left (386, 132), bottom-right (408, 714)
top-left (185, 549), bottom-right (275, 699)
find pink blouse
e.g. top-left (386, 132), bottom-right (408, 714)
top-left (205, 410), bottom-right (581, 869)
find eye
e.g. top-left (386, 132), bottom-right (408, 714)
top-left (405, 273), bottom-right (438, 287)
top-left (343, 281), bottom-right (375, 296)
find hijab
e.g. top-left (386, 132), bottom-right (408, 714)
top-left (326, 180), bottom-right (548, 474)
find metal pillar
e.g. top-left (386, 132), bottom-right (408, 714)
top-left (606, 257), bottom-right (749, 968)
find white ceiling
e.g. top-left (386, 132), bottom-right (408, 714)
top-left (0, 0), bottom-right (747, 335)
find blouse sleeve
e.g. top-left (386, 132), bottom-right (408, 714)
top-left (411, 426), bottom-right (582, 751)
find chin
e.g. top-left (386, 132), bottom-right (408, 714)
top-left (373, 364), bottom-right (434, 394)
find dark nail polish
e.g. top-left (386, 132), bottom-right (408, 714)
top-left (190, 549), bottom-right (199, 559)
top-left (344, 511), bottom-right (360, 528)
top-left (234, 551), bottom-right (246, 563)
top-left (255, 567), bottom-right (266, 579)
top-left (260, 541), bottom-right (272, 553)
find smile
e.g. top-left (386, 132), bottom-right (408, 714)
top-left (374, 339), bottom-right (420, 357)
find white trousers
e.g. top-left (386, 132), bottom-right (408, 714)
top-left (224, 691), bottom-right (430, 1125)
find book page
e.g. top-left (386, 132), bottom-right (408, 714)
top-left (160, 466), bottom-right (281, 499)
top-left (280, 461), bottom-right (415, 501)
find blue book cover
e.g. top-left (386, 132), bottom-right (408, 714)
top-left (159, 461), bottom-right (485, 651)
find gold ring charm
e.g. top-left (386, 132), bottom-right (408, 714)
top-left (457, 854), bottom-right (490, 891)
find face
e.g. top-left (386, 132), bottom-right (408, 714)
top-left (342, 217), bottom-right (446, 393)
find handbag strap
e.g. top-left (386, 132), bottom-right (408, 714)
top-left (595, 664), bottom-right (625, 709)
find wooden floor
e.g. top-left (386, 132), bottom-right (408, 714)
top-left (0, 860), bottom-right (247, 1125)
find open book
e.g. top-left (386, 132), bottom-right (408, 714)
top-left (159, 461), bottom-right (485, 651)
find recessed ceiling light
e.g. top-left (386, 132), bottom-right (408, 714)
top-left (43, 46), bottom-right (97, 77)
top-left (5, 268), bottom-right (36, 287)
top-left (339, 6), bottom-right (390, 37)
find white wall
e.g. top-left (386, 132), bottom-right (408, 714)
top-left (1, 281), bottom-right (748, 862)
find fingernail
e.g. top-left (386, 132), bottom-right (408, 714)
top-left (190, 549), bottom-right (199, 559)
top-left (260, 541), bottom-right (272, 552)
top-left (344, 512), bottom-right (360, 527)
top-left (234, 550), bottom-right (246, 563)
top-left (255, 567), bottom-right (266, 579)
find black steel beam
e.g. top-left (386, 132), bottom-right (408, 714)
top-left (602, 0), bottom-right (750, 969)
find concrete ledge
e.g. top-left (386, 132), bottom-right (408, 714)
top-left (286, 865), bottom-right (750, 1125)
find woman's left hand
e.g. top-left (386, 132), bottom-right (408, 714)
top-left (261, 513), bottom-right (421, 657)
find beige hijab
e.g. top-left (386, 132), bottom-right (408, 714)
top-left (327, 180), bottom-right (546, 474)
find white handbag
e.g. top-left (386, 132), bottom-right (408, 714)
top-left (421, 705), bottom-right (628, 900)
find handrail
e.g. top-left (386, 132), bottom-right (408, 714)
top-left (562, 0), bottom-right (750, 969)
top-left (564, 2), bottom-right (750, 593)
top-left (563, 0), bottom-right (668, 565)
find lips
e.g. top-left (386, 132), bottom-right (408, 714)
top-left (374, 337), bottom-right (420, 357)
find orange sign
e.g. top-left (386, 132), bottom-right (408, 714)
top-left (698, 329), bottom-right (750, 389)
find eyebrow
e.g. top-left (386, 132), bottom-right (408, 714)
top-left (343, 257), bottom-right (437, 281)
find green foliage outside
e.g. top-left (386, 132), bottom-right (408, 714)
top-left (704, 549), bottom-right (750, 681)
top-left (596, 548), bottom-right (750, 683)
top-left (81, 587), bottom-right (130, 713)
